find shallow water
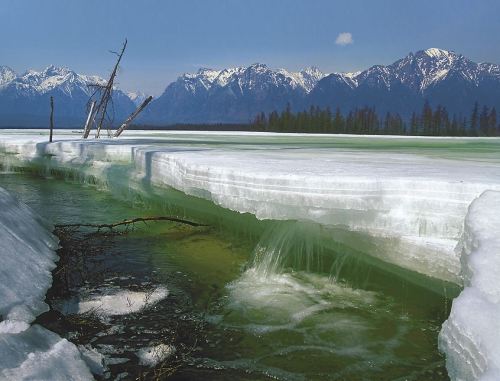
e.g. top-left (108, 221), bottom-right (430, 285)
top-left (0, 172), bottom-right (452, 380)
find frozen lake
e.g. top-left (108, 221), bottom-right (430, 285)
top-left (1, 130), bottom-right (500, 380)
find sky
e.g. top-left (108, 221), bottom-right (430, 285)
top-left (1, 0), bottom-right (500, 96)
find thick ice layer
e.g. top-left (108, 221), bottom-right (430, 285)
top-left (2, 131), bottom-right (500, 283)
top-left (0, 187), bottom-right (58, 323)
top-left (439, 191), bottom-right (500, 381)
top-left (0, 186), bottom-right (93, 380)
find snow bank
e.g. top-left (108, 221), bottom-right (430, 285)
top-left (439, 191), bottom-right (500, 381)
top-left (0, 187), bottom-right (58, 324)
top-left (0, 186), bottom-right (93, 380)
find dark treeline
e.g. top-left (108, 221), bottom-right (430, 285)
top-left (129, 123), bottom-right (251, 131)
top-left (252, 101), bottom-right (500, 136)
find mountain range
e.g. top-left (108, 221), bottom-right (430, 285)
top-left (0, 66), bottom-right (135, 127)
top-left (1, 48), bottom-right (500, 127)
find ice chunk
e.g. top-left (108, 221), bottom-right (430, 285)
top-left (136, 344), bottom-right (175, 367)
top-left (78, 345), bottom-right (105, 376)
top-left (439, 191), bottom-right (500, 381)
top-left (57, 287), bottom-right (168, 317)
top-left (0, 324), bottom-right (93, 380)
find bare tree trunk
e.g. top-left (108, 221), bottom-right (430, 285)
top-left (49, 96), bottom-right (54, 143)
top-left (95, 39), bottom-right (128, 138)
top-left (82, 100), bottom-right (96, 139)
top-left (114, 96), bottom-right (153, 137)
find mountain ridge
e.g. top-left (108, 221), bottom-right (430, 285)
top-left (141, 48), bottom-right (500, 124)
top-left (1, 48), bottom-right (500, 127)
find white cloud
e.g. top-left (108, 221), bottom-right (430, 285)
top-left (335, 32), bottom-right (353, 46)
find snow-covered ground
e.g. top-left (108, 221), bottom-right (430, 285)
top-left (1, 129), bottom-right (500, 380)
top-left (0, 186), bottom-right (93, 380)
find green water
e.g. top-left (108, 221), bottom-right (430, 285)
top-left (0, 172), bottom-right (452, 380)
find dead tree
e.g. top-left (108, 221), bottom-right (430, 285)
top-left (82, 39), bottom-right (152, 139)
top-left (49, 96), bottom-right (54, 142)
top-left (82, 100), bottom-right (96, 139)
top-left (114, 96), bottom-right (153, 137)
top-left (93, 39), bottom-right (128, 138)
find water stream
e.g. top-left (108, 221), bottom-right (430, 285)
top-left (0, 172), bottom-right (452, 380)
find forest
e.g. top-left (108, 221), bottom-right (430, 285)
top-left (252, 102), bottom-right (499, 136)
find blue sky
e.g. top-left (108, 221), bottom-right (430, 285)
top-left (1, 0), bottom-right (500, 95)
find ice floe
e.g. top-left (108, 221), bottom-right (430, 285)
top-left (56, 286), bottom-right (169, 318)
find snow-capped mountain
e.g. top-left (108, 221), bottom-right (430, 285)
top-left (0, 66), bottom-right (16, 87)
top-left (0, 66), bottom-right (135, 127)
top-left (142, 63), bottom-right (326, 123)
top-left (3, 49), bottom-right (500, 127)
top-left (141, 48), bottom-right (500, 124)
top-left (310, 48), bottom-right (500, 117)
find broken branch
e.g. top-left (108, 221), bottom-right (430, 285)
top-left (55, 216), bottom-right (207, 230)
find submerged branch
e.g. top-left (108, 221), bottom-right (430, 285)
top-left (55, 216), bottom-right (207, 230)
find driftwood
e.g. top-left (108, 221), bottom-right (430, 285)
top-left (114, 96), bottom-right (153, 137)
top-left (55, 216), bottom-right (207, 231)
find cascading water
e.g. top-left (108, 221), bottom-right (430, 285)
top-left (201, 221), bottom-right (452, 380)
top-left (251, 221), bottom-right (325, 278)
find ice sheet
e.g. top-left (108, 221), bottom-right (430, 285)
top-left (2, 130), bottom-right (500, 283)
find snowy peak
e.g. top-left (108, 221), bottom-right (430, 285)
top-left (175, 63), bottom-right (325, 95)
top-left (3, 65), bottom-right (108, 97)
top-left (0, 66), bottom-right (16, 86)
top-left (279, 66), bottom-right (326, 93)
top-left (322, 48), bottom-right (500, 93)
top-left (422, 47), bottom-right (454, 59)
top-left (398, 48), bottom-right (480, 90)
top-left (127, 91), bottom-right (148, 106)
